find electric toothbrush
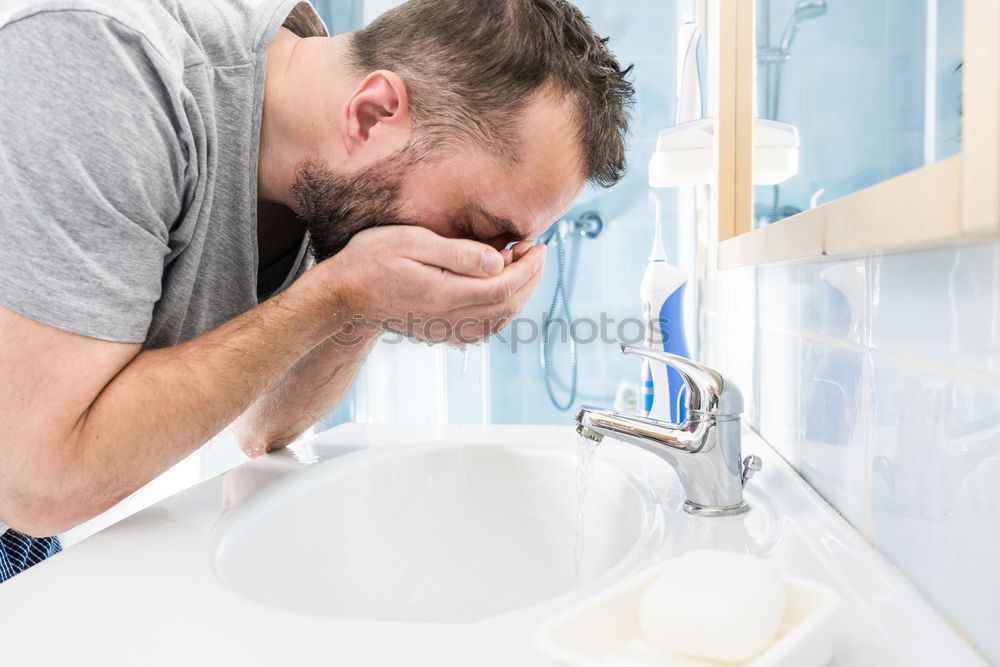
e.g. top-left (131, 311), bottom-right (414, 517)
top-left (640, 192), bottom-right (691, 423)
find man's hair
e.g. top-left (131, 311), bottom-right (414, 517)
top-left (349, 0), bottom-right (635, 187)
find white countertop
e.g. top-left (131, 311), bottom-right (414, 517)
top-left (0, 424), bottom-right (987, 666)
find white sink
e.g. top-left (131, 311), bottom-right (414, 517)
top-left (0, 425), bottom-right (986, 666)
top-left (211, 441), bottom-right (662, 623)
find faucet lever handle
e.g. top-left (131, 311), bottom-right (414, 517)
top-left (741, 454), bottom-right (763, 487)
top-left (620, 344), bottom-right (743, 417)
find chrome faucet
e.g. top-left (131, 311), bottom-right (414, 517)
top-left (576, 345), bottom-right (761, 517)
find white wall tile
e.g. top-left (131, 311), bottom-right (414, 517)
top-left (797, 340), bottom-right (873, 535)
top-left (756, 327), bottom-right (802, 468)
top-left (869, 358), bottom-right (1000, 663)
top-left (871, 241), bottom-right (1000, 372)
top-left (757, 263), bottom-right (802, 333)
top-left (800, 258), bottom-right (869, 347)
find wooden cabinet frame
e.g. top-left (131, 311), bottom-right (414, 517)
top-left (713, 0), bottom-right (1000, 268)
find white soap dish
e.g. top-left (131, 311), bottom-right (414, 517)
top-left (535, 561), bottom-right (840, 667)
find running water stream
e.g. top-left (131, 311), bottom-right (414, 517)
top-left (573, 432), bottom-right (599, 583)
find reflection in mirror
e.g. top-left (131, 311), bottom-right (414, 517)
top-left (753, 0), bottom-right (964, 228)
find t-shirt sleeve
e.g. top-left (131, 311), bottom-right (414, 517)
top-left (0, 11), bottom-right (187, 342)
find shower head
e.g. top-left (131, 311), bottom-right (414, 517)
top-left (779, 0), bottom-right (827, 54)
top-left (793, 0), bottom-right (828, 20)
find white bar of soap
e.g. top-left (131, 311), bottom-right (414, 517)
top-left (638, 550), bottom-right (786, 662)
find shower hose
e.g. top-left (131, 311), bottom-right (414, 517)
top-left (540, 225), bottom-right (578, 411)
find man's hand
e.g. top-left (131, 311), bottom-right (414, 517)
top-left (231, 228), bottom-right (545, 457)
top-left (0, 225), bottom-right (546, 535)
top-left (322, 225), bottom-right (546, 345)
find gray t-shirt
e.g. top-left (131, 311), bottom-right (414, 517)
top-left (0, 0), bottom-right (327, 351)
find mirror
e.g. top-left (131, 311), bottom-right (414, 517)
top-left (752, 0), bottom-right (964, 228)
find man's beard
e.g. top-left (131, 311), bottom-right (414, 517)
top-left (290, 148), bottom-right (418, 263)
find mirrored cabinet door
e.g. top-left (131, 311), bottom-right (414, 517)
top-left (753, 0), bottom-right (964, 228)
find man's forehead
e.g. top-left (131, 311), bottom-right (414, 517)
top-left (468, 164), bottom-right (586, 240)
top-left (467, 91), bottom-right (587, 238)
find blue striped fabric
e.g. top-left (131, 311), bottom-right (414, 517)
top-left (0, 529), bottom-right (61, 582)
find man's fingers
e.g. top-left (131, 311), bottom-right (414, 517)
top-left (462, 243), bottom-right (546, 307)
top-left (397, 226), bottom-right (505, 278)
top-left (402, 243), bottom-right (547, 343)
top-left (511, 240), bottom-right (534, 262)
top-left (447, 248), bottom-right (547, 333)
top-left (409, 242), bottom-right (545, 315)
top-left (390, 254), bottom-right (546, 345)
top-left (501, 240), bottom-right (534, 266)
top-left (491, 250), bottom-right (545, 322)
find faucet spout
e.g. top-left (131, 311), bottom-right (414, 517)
top-left (575, 348), bottom-right (758, 517)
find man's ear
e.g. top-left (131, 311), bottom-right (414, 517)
top-left (341, 70), bottom-right (411, 155)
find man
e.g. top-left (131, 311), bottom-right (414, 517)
top-left (0, 0), bottom-right (633, 579)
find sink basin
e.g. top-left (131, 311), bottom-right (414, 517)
top-left (211, 441), bottom-right (661, 623)
top-left (1, 424), bottom-right (985, 667)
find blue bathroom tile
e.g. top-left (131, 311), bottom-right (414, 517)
top-left (797, 52), bottom-right (888, 138)
top-left (935, 0), bottom-right (964, 66)
top-left (885, 131), bottom-right (925, 178)
top-left (934, 0), bottom-right (964, 160)
top-left (597, 211), bottom-right (650, 275)
top-left (869, 357), bottom-right (1000, 663)
top-left (886, 53), bottom-right (925, 133)
top-left (523, 303), bottom-right (617, 424)
top-left (577, 0), bottom-right (676, 62)
top-left (795, 134), bottom-right (888, 203)
top-left (491, 291), bottom-right (632, 426)
top-left (887, 0), bottom-right (927, 54)
top-left (789, 0), bottom-right (886, 53)
top-left (488, 379), bottom-right (521, 424)
top-left (360, 0), bottom-right (403, 25)
top-left (534, 234), bottom-right (605, 326)
top-left (311, 0), bottom-right (363, 31)
top-left (629, 58), bottom-right (678, 144)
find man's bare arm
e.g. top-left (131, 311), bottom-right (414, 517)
top-left (0, 226), bottom-right (544, 537)
top-left (229, 327), bottom-right (380, 457)
top-left (0, 266), bottom-right (345, 536)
